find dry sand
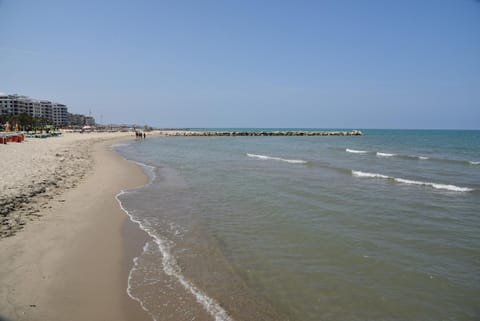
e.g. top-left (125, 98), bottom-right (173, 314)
top-left (0, 132), bottom-right (153, 321)
top-left (0, 132), bottom-right (140, 237)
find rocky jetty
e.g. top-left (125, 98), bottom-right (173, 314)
top-left (161, 130), bottom-right (363, 137)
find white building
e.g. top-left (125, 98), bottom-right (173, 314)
top-left (0, 93), bottom-right (68, 126)
top-left (52, 103), bottom-right (68, 126)
top-left (0, 93), bottom-right (12, 114)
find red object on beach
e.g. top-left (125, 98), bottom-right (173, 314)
top-left (0, 136), bottom-right (5, 144)
top-left (19, 134), bottom-right (24, 142)
top-left (12, 135), bottom-right (18, 143)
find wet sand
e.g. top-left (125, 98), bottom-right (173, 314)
top-left (0, 135), bottom-right (152, 321)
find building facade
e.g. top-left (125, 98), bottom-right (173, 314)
top-left (67, 113), bottom-right (96, 127)
top-left (0, 93), bottom-right (68, 126)
top-left (52, 103), bottom-right (68, 126)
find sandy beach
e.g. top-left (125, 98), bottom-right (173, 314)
top-left (0, 132), bottom-right (153, 321)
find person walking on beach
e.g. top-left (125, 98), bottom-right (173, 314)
top-left (143, 132), bottom-right (146, 139)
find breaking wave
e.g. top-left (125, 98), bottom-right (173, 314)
top-left (247, 153), bottom-right (308, 164)
top-left (351, 170), bottom-right (474, 192)
top-left (376, 152), bottom-right (396, 157)
top-left (346, 148), bottom-right (368, 154)
top-left (346, 148), bottom-right (480, 166)
top-left (351, 171), bottom-right (389, 179)
top-left (345, 148), bottom-right (466, 163)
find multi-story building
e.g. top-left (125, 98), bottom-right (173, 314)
top-left (40, 100), bottom-right (53, 121)
top-left (0, 93), bottom-right (69, 126)
top-left (67, 113), bottom-right (95, 127)
top-left (67, 113), bottom-right (86, 126)
top-left (85, 116), bottom-right (95, 126)
top-left (52, 103), bottom-right (68, 126)
top-left (0, 93), bottom-right (12, 114)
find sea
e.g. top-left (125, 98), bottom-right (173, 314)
top-left (113, 129), bottom-right (480, 321)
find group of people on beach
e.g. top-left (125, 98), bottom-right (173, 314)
top-left (135, 131), bottom-right (146, 140)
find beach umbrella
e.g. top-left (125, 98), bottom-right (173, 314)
top-left (15, 122), bottom-right (19, 132)
top-left (5, 121), bottom-right (11, 132)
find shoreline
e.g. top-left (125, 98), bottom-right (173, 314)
top-left (0, 134), bottom-right (152, 321)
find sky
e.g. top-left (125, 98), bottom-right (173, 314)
top-left (0, 0), bottom-right (479, 129)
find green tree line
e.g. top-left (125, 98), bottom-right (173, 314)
top-left (0, 113), bottom-right (56, 132)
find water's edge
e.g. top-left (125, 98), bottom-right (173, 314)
top-left (113, 153), bottom-right (234, 321)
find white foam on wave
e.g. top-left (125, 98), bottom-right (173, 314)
top-left (406, 155), bottom-right (429, 160)
top-left (352, 170), bottom-right (389, 179)
top-left (469, 161), bottom-right (480, 165)
top-left (116, 190), bottom-right (157, 321)
top-left (246, 153), bottom-right (307, 164)
top-left (347, 148), bottom-right (431, 161)
top-left (115, 161), bottom-right (233, 321)
top-left (351, 170), bottom-right (473, 192)
top-left (376, 152), bottom-right (396, 157)
top-left (346, 148), bottom-right (368, 154)
top-left (394, 178), bottom-right (474, 192)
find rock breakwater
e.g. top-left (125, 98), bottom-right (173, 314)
top-left (160, 130), bottom-right (363, 137)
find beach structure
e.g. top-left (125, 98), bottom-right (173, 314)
top-left (0, 133), bottom-right (25, 144)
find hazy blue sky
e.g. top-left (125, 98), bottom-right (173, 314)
top-left (1, 0), bottom-right (479, 128)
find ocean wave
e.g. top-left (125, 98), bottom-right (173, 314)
top-left (352, 171), bottom-right (389, 179)
top-left (116, 191), bottom-right (157, 320)
top-left (403, 155), bottom-right (429, 160)
top-left (351, 170), bottom-right (473, 192)
top-left (346, 148), bottom-right (368, 154)
top-left (127, 241), bottom-right (158, 321)
top-left (116, 163), bottom-right (233, 321)
top-left (393, 178), bottom-right (474, 192)
top-left (346, 148), bottom-right (478, 166)
top-left (376, 152), bottom-right (396, 157)
top-left (347, 149), bottom-right (428, 160)
top-left (247, 153), bottom-right (308, 164)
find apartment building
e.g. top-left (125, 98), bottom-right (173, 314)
top-left (0, 93), bottom-right (68, 126)
top-left (67, 113), bottom-right (96, 127)
top-left (52, 103), bottom-right (68, 126)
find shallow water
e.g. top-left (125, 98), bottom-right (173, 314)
top-left (115, 129), bottom-right (480, 321)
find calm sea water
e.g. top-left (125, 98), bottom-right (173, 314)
top-left (114, 129), bottom-right (480, 321)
